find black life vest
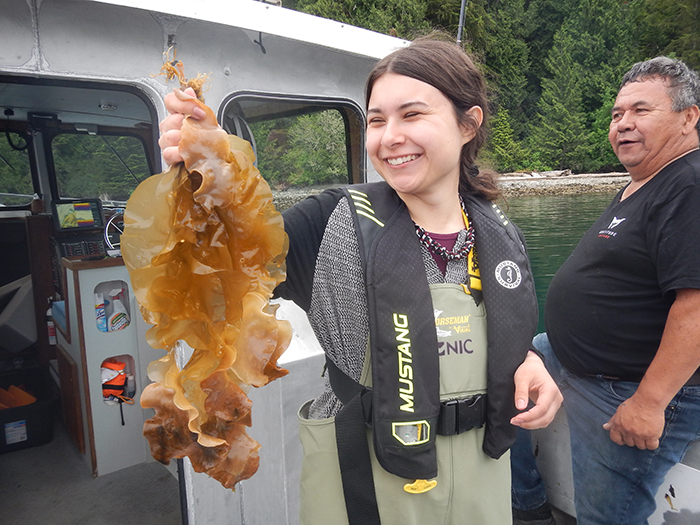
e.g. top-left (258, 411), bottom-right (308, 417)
top-left (330, 182), bottom-right (538, 524)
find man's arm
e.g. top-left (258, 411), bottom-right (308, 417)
top-left (603, 288), bottom-right (700, 450)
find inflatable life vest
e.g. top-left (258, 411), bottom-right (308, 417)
top-left (101, 358), bottom-right (127, 398)
top-left (331, 182), bottom-right (538, 524)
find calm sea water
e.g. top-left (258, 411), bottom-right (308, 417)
top-left (501, 192), bottom-right (619, 332)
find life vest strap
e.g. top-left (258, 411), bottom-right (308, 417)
top-left (326, 358), bottom-right (380, 523)
top-left (335, 392), bottom-right (381, 525)
top-left (325, 356), bottom-right (373, 420)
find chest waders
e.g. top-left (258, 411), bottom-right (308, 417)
top-left (318, 183), bottom-right (537, 525)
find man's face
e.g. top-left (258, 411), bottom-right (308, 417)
top-left (609, 78), bottom-right (695, 179)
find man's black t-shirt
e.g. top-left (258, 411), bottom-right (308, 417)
top-left (545, 150), bottom-right (700, 380)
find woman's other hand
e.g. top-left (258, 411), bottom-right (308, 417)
top-left (510, 351), bottom-right (563, 429)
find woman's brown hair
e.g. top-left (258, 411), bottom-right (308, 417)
top-left (365, 38), bottom-right (500, 201)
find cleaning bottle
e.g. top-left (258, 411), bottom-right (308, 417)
top-left (108, 289), bottom-right (130, 331)
top-left (95, 292), bottom-right (108, 332)
top-left (46, 300), bottom-right (57, 345)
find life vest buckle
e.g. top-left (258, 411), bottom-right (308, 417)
top-left (437, 393), bottom-right (486, 436)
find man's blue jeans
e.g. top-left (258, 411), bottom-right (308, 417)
top-left (511, 333), bottom-right (700, 525)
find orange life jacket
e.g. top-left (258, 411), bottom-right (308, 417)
top-left (101, 358), bottom-right (127, 397)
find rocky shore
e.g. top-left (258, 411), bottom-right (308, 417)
top-left (271, 171), bottom-right (631, 210)
top-left (498, 171), bottom-right (630, 196)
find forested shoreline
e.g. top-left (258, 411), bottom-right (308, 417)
top-left (285, 0), bottom-right (699, 174)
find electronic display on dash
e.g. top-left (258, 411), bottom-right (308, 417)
top-left (52, 199), bottom-right (105, 232)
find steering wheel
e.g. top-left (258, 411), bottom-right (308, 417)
top-left (104, 209), bottom-right (124, 250)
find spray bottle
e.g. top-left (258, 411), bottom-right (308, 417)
top-left (46, 299), bottom-right (57, 345)
top-left (107, 289), bottom-right (130, 331)
top-left (95, 292), bottom-right (108, 332)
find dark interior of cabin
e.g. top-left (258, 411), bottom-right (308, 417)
top-left (0, 74), bottom-right (182, 524)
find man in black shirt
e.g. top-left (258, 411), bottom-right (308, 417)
top-left (512, 57), bottom-right (700, 525)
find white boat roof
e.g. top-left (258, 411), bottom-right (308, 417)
top-left (90, 0), bottom-right (409, 60)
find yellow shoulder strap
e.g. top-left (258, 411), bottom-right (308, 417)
top-left (462, 210), bottom-right (481, 292)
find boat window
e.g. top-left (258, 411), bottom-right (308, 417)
top-left (0, 131), bottom-right (33, 207)
top-left (221, 95), bottom-right (365, 211)
top-left (51, 133), bottom-right (151, 206)
top-left (249, 109), bottom-right (349, 187)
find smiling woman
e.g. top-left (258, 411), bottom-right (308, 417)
top-left (365, 73), bottom-right (476, 219)
top-left (365, 39), bottom-right (498, 204)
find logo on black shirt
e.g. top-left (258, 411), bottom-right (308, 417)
top-left (599, 216), bottom-right (626, 238)
top-left (608, 217), bottom-right (626, 229)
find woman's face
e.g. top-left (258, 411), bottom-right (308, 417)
top-left (366, 72), bottom-right (480, 201)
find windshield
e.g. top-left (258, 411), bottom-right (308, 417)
top-left (52, 133), bottom-right (151, 206)
top-left (0, 131), bottom-right (33, 207)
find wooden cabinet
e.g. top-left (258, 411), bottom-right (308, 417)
top-left (56, 343), bottom-right (84, 454)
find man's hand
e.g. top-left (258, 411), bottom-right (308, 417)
top-left (510, 351), bottom-right (563, 429)
top-left (603, 395), bottom-right (665, 450)
top-left (601, 288), bottom-right (700, 450)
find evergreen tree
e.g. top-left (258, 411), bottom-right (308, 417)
top-left (294, 0), bottom-right (431, 39)
top-left (52, 134), bottom-right (149, 201)
top-left (561, 0), bottom-right (639, 171)
top-left (488, 108), bottom-right (529, 172)
top-left (250, 118), bottom-right (294, 188)
top-left (588, 91), bottom-right (623, 172)
top-left (520, 0), bottom-right (577, 121)
top-left (425, 0), bottom-right (462, 33)
top-left (433, 0), bottom-right (491, 60)
top-left (529, 29), bottom-right (590, 172)
top-left (483, 0), bottom-right (534, 138)
top-left (250, 111), bottom-right (348, 188)
top-left (283, 111), bottom-right (349, 186)
top-left (639, 0), bottom-right (700, 70)
top-left (562, 0), bottom-right (640, 119)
